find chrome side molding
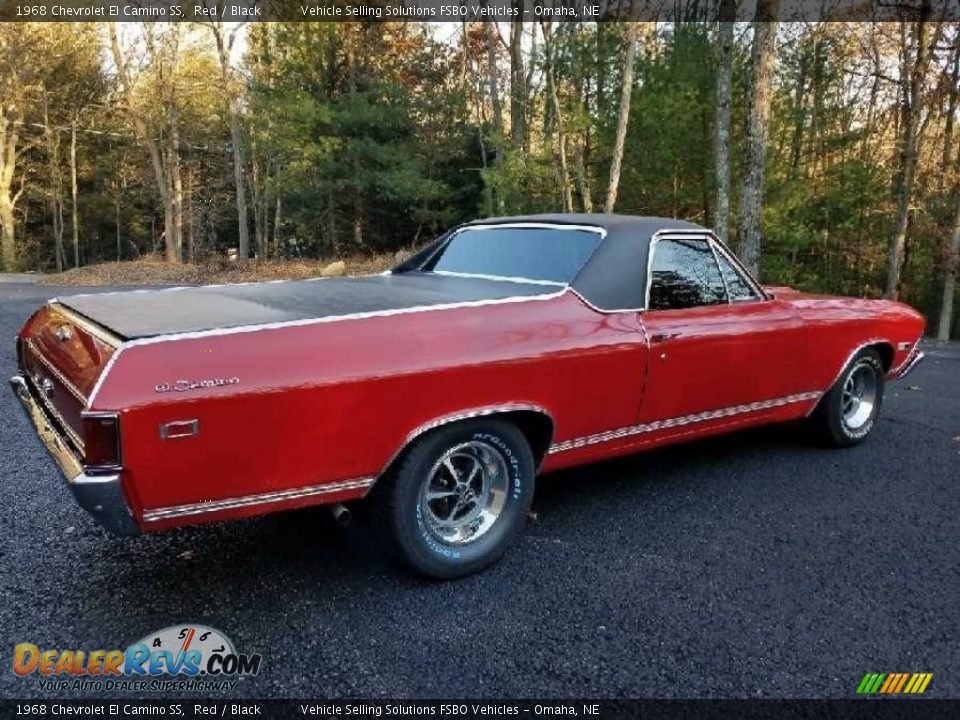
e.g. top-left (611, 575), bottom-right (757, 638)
top-left (142, 477), bottom-right (376, 523)
top-left (549, 391), bottom-right (821, 454)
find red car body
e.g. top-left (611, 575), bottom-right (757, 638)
top-left (11, 215), bottom-right (925, 538)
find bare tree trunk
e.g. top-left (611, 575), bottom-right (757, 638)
top-left (108, 25), bottom-right (180, 264)
top-left (604, 17), bottom-right (640, 214)
top-left (70, 121), bottom-right (79, 268)
top-left (885, 1), bottom-right (933, 299)
top-left (273, 195), bottom-right (282, 259)
top-left (574, 141), bottom-right (593, 213)
top-left (209, 21), bottom-right (250, 261)
top-left (861, 28), bottom-right (882, 163)
top-left (353, 201), bottom-right (363, 247)
top-left (937, 185), bottom-right (960, 340)
top-left (250, 156), bottom-right (265, 254)
top-left (484, 17), bottom-right (503, 139)
top-left (713, 0), bottom-right (735, 242)
top-left (229, 104), bottom-right (249, 259)
top-left (169, 112), bottom-right (184, 263)
top-left (50, 197), bottom-right (62, 272)
top-left (42, 103), bottom-right (65, 272)
top-left (115, 191), bottom-right (122, 262)
top-left (185, 168), bottom-right (194, 262)
top-left (0, 197), bottom-right (15, 271)
top-left (50, 187), bottom-right (66, 273)
top-left (570, 29), bottom-right (594, 213)
top-left (325, 186), bottom-right (337, 259)
top-left (262, 164), bottom-right (271, 254)
top-left (56, 196), bottom-right (65, 269)
top-left (509, 12), bottom-right (526, 149)
top-left (942, 46), bottom-right (960, 187)
top-left (464, 19), bottom-right (503, 211)
top-left (541, 21), bottom-right (573, 213)
top-left (0, 111), bottom-right (25, 271)
top-left (788, 48), bottom-right (809, 178)
top-left (737, 8), bottom-right (780, 277)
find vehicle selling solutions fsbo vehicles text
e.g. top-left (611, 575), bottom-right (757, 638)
top-left (298, 4), bottom-right (600, 18)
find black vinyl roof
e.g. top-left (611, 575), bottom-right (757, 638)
top-left (395, 214), bottom-right (711, 311)
top-left (462, 213), bottom-right (704, 235)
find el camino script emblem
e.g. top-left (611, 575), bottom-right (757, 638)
top-left (155, 377), bottom-right (240, 393)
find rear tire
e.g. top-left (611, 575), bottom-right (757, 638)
top-left (810, 348), bottom-right (885, 447)
top-left (370, 419), bottom-right (535, 579)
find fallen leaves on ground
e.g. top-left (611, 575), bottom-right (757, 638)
top-left (40, 254), bottom-right (397, 287)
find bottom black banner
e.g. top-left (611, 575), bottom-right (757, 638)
top-left (1, 700), bottom-right (958, 720)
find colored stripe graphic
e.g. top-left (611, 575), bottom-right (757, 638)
top-left (879, 674), bottom-right (896, 694)
top-left (857, 673), bottom-right (932, 694)
top-left (857, 674), bottom-right (885, 694)
top-left (893, 673), bottom-right (909, 693)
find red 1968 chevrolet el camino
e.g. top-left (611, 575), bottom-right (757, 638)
top-left (11, 215), bottom-right (925, 578)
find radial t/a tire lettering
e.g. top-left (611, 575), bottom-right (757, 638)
top-left (370, 419), bottom-right (535, 579)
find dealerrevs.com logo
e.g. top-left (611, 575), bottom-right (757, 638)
top-left (13, 625), bottom-right (262, 692)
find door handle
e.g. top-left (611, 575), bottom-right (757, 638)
top-left (650, 332), bottom-right (678, 344)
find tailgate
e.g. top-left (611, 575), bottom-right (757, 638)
top-left (17, 303), bottom-right (121, 450)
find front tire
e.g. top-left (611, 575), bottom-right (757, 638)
top-left (810, 348), bottom-right (885, 447)
top-left (371, 419), bottom-right (535, 579)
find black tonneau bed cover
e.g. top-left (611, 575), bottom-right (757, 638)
top-left (58, 273), bottom-right (556, 340)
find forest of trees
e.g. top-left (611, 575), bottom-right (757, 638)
top-left (1, 15), bottom-right (959, 339)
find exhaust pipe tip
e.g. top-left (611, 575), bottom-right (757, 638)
top-left (329, 503), bottom-right (352, 527)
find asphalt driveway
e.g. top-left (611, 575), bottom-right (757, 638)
top-left (1, 281), bottom-right (957, 700)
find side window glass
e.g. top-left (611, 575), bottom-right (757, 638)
top-left (648, 238), bottom-right (727, 310)
top-left (714, 249), bottom-right (759, 302)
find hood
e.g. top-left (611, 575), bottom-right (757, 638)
top-left (57, 273), bottom-right (556, 340)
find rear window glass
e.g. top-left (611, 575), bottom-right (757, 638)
top-left (422, 227), bottom-right (602, 284)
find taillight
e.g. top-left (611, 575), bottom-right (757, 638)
top-left (82, 413), bottom-right (121, 469)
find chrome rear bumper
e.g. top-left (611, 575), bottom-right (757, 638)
top-left (9, 375), bottom-right (139, 535)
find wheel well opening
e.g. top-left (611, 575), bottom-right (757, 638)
top-left (501, 410), bottom-right (555, 469)
top-left (868, 342), bottom-right (894, 373)
top-left (379, 410), bottom-right (556, 482)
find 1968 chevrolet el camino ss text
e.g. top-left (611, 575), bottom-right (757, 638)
top-left (11, 215), bottom-right (925, 578)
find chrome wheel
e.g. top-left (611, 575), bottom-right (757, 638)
top-left (419, 440), bottom-right (509, 546)
top-left (841, 363), bottom-right (878, 431)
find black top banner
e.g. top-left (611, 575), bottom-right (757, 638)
top-left (0, 0), bottom-right (956, 22)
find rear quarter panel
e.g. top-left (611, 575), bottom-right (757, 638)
top-left (89, 291), bottom-right (648, 524)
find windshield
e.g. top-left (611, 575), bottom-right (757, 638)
top-left (420, 226), bottom-right (602, 284)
